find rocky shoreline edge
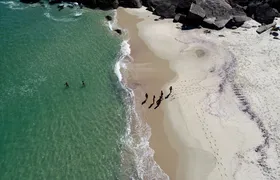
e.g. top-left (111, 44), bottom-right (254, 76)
top-left (20, 0), bottom-right (280, 32)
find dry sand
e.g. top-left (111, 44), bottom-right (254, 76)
top-left (118, 7), bottom-right (280, 180)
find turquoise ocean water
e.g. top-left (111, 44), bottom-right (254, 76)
top-left (0, 2), bottom-right (132, 179)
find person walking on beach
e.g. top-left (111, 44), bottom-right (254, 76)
top-left (65, 82), bottom-right (69, 87)
top-left (82, 81), bottom-right (85, 87)
top-left (141, 93), bottom-right (148, 105)
top-left (154, 98), bottom-right (162, 109)
top-left (154, 91), bottom-right (163, 109)
top-left (165, 86), bottom-right (173, 99)
top-left (148, 95), bottom-right (156, 109)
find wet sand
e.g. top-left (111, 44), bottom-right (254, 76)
top-left (117, 8), bottom-right (178, 180)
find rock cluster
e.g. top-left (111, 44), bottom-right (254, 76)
top-left (20, 0), bottom-right (280, 29)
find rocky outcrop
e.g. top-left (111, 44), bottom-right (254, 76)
top-left (20, 0), bottom-right (280, 30)
top-left (247, 2), bottom-right (280, 24)
top-left (119, 0), bottom-right (142, 8)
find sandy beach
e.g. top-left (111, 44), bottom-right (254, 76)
top-left (118, 7), bottom-right (280, 180)
top-left (117, 8), bottom-right (178, 180)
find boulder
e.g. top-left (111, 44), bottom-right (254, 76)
top-left (230, 0), bottom-right (250, 6)
top-left (96, 0), bottom-right (119, 9)
top-left (153, 1), bottom-right (177, 18)
top-left (226, 15), bottom-right (248, 28)
top-left (214, 18), bottom-right (232, 29)
top-left (268, 0), bottom-right (280, 12)
top-left (247, 2), bottom-right (280, 24)
top-left (106, 15), bottom-right (113, 21)
top-left (174, 13), bottom-right (187, 23)
top-left (188, 3), bottom-right (206, 19)
top-left (114, 29), bottom-right (122, 35)
top-left (198, 0), bottom-right (232, 20)
top-left (184, 3), bottom-right (205, 25)
top-left (147, 0), bottom-right (179, 18)
top-left (196, 0), bottom-right (233, 29)
top-left (119, 0), bottom-right (142, 8)
top-left (175, 0), bottom-right (194, 14)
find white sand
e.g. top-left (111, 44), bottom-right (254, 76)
top-left (124, 7), bottom-right (280, 180)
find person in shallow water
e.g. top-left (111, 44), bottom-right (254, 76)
top-left (141, 93), bottom-right (148, 105)
top-left (65, 82), bottom-right (69, 87)
top-left (82, 81), bottom-right (85, 87)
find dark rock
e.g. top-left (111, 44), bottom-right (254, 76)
top-left (106, 15), bottom-right (113, 21)
top-left (218, 34), bottom-right (225, 37)
top-left (119, 0), bottom-right (142, 8)
top-left (153, 1), bottom-right (177, 18)
top-left (20, 0), bottom-right (280, 29)
top-left (95, 0), bottom-right (119, 9)
top-left (247, 2), bottom-right (280, 24)
top-left (174, 13), bottom-right (187, 23)
top-left (268, 0), bottom-right (280, 13)
top-left (175, 0), bottom-right (194, 14)
top-left (226, 15), bottom-right (248, 28)
top-left (188, 3), bottom-right (205, 22)
top-left (114, 29), bottom-right (122, 35)
top-left (230, 0), bottom-right (250, 6)
top-left (195, 0), bottom-right (233, 29)
top-left (147, 5), bottom-right (155, 12)
top-left (198, 0), bottom-right (232, 20)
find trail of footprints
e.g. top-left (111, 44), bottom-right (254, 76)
top-left (170, 79), bottom-right (207, 100)
top-left (196, 107), bottom-right (229, 179)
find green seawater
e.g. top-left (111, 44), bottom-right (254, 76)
top-left (0, 2), bottom-right (128, 179)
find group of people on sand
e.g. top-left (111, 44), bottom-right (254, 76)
top-left (141, 86), bottom-right (173, 109)
top-left (65, 81), bottom-right (85, 88)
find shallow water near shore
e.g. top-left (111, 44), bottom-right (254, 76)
top-left (0, 2), bottom-right (131, 179)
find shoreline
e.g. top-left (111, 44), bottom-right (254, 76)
top-left (115, 6), bottom-right (280, 180)
top-left (116, 8), bottom-right (179, 179)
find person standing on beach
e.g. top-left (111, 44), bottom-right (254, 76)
top-left (141, 93), bottom-right (148, 105)
top-left (165, 86), bottom-right (173, 99)
top-left (148, 95), bottom-right (156, 109)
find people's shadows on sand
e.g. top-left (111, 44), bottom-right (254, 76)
top-left (165, 86), bottom-right (173, 99)
top-left (154, 91), bottom-right (164, 109)
top-left (148, 95), bottom-right (156, 109)
top-left (141, 93), bottom-right (148, 105)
